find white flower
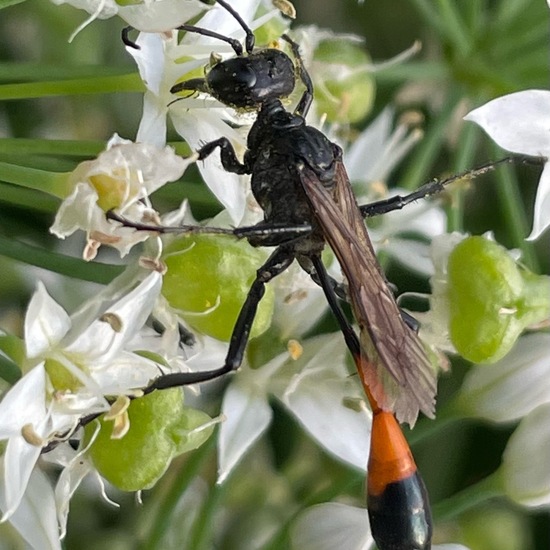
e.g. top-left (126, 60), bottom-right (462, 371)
top-left (0, 271), bottom-right (162, 518)
top-left (0, 365), bottom-right (66, 521)
top-left (25, 271), bottom-right (163, 401)
top-left (50, 0), bottom-right (207, 32)
top-left (218, 333), bottom-right (371, 483)
top-left (270, 262), bottom-right (329, 341)
top-left (345, 108), bottom-right (445, 276)
top-left (291, 503), bottom-right (374, 550)
top-left (465, 90), bottom-right (550, 240)
top-left (127, 0), bottom-right (281, 223)
top-left (457, 333), bottom-right (550, 423)
top-left (50, 0), bottom-right (118, 20)
top-left (50, 135), bottom-right (192, 260)
top-left (46, 442), bottom-right (95, 538)
top-left (290, 502), bottom-right (470, 550)
top-left (416, 232), bottom-right (466, 353)
top-left (501, 403), bottom-right (550, 508)
top-left (0, 465), bottom-right (61, 550)
top-left (345, 108), bottom-right (422, 185)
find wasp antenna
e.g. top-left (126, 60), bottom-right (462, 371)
top-left (178, 22), bottom-right (244, 56)
top-left (121, 26), bottom-right (139, 50)
top-left (215, 0), bottom-right (256, 53)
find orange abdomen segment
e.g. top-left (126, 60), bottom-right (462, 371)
top-left (367, 410), bottom-right (432, 550)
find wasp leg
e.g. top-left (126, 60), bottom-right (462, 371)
top-left (281, 34), bottom-right (314, 118)
top-left (177, 24), bottom-right (245, 56)
top-left (308, 254), bottom-right (432, 550)
top-left (197, 137), bottom-right (251, 175)
top-left (359, 157), bottom-right (523, 218)
top-left (144, 246), bottom-right (294, 394)
top-left (307, 262), bottom-right (419, 332)
top-left (305, 255), bottom-right (362, 356)
top-left (399, 308), bottom-right (420, 333)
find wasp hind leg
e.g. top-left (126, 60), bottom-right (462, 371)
top-left (145, 246), bottom-right (295, 394)
top-left (306, 254), bottom-right (433, 550)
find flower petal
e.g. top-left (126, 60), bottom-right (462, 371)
top-left (55, 451), bottom-right (92, 538)
top-left (271, 265), bottom-right (328, 340)
top-left (382, 238), bottom-right (434, 276)
top-left (458, 333), bottom-right (550, 423)
top-left (119, 0), bottom-right (206, 33)
top-left (217, 381), bottom-right (272, 484)
top-left (502, 403), bottom-right (550, 507)
top-left (24, 284), bottom-right (71, 359)
top-left (128, 32), bottom-right (165, 96)
top-left (171, 109), bottom-right (247, 224)
top-left (527, 162), bottom-right (550, 240)
top-left (64, 272), bottom-right (162, 364)
top-left (0, 467), bottom-right (61, 550)
top-left (1, 434), bottom-right (42, 520)
top-left (137, 91), bottom-right (169, 147)
top-left (0, 363), bottom-right (47, 436)
top-left (464, 90), bottom-right (550, 156)
top-left (279, 334), bottom-right (371, 471)
top-left (291, 503), bottom-right (373, 550)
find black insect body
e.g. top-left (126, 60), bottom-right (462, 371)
top-left (118, 3), bottom-right (440, 549)
top-left (187, 73), bottom-right (435, 550)
top-left (171, 18), bottom-right (437, 423)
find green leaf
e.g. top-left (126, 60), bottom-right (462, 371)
top-left (0, 235), bottom-right (123, 284)
top-left (0, 0), bottom-right (27, 9)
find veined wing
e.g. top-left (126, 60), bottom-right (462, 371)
top-left (300, 162), bottom-right (437, 426)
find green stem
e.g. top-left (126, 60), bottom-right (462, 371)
top-left (408, 0), bottom-right (445, 37)
top-left (0, 62), bottom-right (130, 82)
top-left (491, 144), bottom-right (539, 272)
top-left (433, 471), bottom-right (503, 521)
top-left (0, 73), bottom-right (143, 100)
top-left (0, 182), bottom-right (59, 212)
top-left (400, 89), bottom-right (462, 190)
top-left (436, 0), bottom-right (472, 56)
top-left (0, 138), bottom-right (105, 157)
top-left (140, 437), bottom-right (216, 550)
top-left (406, 401), bottom-right (463, 445)
top-left (0, 162), bottom-right (71, 198)
top-left (446, 122), bottom-right (479, 232)
top-left (0, 236), bottom-right (123, 283)
top-left (0, 354), bottom-right (21, 384)
top-left (189, 478), bottom-right (227, 550)
top-left (375, 61), bottom-right (450, 83)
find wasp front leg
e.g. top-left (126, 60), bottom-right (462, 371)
top-left (197, 138), bottom-right (251, 175)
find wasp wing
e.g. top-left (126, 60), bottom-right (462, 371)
top-left (300, 162), bottom-right (437, 426)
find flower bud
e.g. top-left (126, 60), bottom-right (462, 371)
top-left (501, 404), bottom-right (550, 507)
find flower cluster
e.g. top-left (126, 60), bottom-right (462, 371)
top-left (0, 0), bottom-right (549, 549)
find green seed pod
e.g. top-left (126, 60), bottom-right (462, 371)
top-left (447, 236), bottom-right (550, 363)
top-left (312, 37), bottom-right (375, 124)
top-left (162, 234), bottom-right (275, 342)
top-left (86, 389), bottom-right (214, 491)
